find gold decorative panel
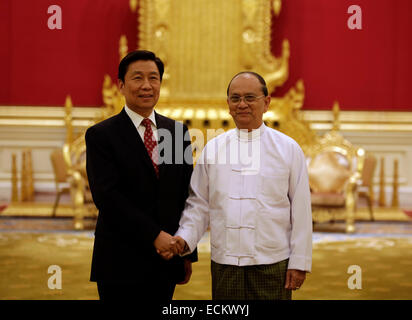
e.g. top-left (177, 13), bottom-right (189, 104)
top-left (138, 0), bottom-right (289, 101)
top-left (97, 0), bottom-right (313, 153)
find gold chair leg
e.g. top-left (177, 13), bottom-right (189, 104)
top-left (345, 205), bottom-right (356, 233)
top-left (71, 171), bottom-right (85, 230)
top-left (345, 215), bottom-right (356, 233)
top-left (366, 196), bottom-right (374, 221)
top-left (345, 185), bottom-right (356, 234)
top-left (52, 191), bottom-right (61, 217)
top-left (73, 207), bottom-right (85, 230)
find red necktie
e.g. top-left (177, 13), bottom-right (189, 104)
top-left (141, 118), bottom-right (159, 177)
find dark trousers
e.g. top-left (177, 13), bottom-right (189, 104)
top-left (97, 279), bottom-right (176, 302)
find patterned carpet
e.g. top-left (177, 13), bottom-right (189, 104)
top-left (0, 231), bottom-right (97, 300)
top-left (0, 206), bottom-right (412, 300)
top-left (173, 226), bottom-right (412, 300)
top-left (1, 223), bottom-right (412, 300)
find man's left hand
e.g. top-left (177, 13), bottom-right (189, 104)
top-left (285, 269), bottom-right (306, 290)
top-left (177, 259), bottom-right (192, 285)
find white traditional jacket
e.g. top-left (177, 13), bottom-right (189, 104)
top-left (176, 123), bottom-right (312, 271)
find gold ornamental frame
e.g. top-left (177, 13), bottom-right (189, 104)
top-left (138, 0), bottom-right (289, 101)
top-left (102, 0), bottom-right (316, 150)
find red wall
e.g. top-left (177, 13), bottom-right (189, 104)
top-left (0, 0), bottom-right (137, 107)
top-left (273, 0), bottom-right (412, 110)
top-left (0, 0), bottom-right (411, 111)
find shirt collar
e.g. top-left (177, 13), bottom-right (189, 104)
top-left (236, 122), bottom-right (266, 141)
top-left (124, 105), bottom-right (157, 128)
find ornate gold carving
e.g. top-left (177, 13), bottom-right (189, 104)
top-left (99, 35), bottom-right (129, 121)
top-left (119, 35), bottom-right (128, 62)
top-left (241, 0), bottom-right (289, 94)
top-left (137, 0), bottom-right (289, 100)
top-left (64, 95), bottom-right (73, 145)
top-left (101, 75), bottom-right (125, 120)
top-left (266, 79), bottom-right (318, 154)
top-left (139, 0), bottom-right (170, 98)
top-left (129, 0), bottom-right (138, 13)
top-left (332, 101), bottom-right (340, 131)
top-left (272, 0), bottom-right (282, 16)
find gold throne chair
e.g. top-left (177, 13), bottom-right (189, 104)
top-left (102, 0), bottom-right (314, 161)
top-left (307, 103), bottom-right (365, 233)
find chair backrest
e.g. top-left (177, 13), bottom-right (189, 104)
top-left (360, 153), bottom-right (377, 187)
top-left (306, 130), bottom-right (364, 194)
top-left (308, 150), bottom-right (351, 193)
top-left (50, 149), bottom-right (68, 183)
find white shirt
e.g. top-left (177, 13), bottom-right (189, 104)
top-left (124, 105), bottom-right (158, 141)
top-left (176, 123), bottom-right (312, 271)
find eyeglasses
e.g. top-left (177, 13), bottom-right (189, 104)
top-left (228, 95), bottom-right (265, 104)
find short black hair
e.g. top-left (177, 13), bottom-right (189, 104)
top-left (118, 50), bottom-right (164, 82)
top-left (227, 71), bottom-right (268, 96)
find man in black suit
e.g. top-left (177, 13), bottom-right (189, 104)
top-left (85, 50), bottom-right (196, 301)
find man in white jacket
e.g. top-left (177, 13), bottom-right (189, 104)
top-left (171, 71), bottom-right (312, 299)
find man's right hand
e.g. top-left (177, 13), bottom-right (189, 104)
top-left (154, 231), bottom-right (178, 260)
top-left (154, 232), bottom-right (189, 260)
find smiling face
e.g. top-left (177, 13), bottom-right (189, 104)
top-left (227, 73), bottom-right (271, 131)
top-left (119, 60), bottom-right (161, 117)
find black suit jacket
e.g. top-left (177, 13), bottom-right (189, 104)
top-left (86, 108), bottom-right (197, 284)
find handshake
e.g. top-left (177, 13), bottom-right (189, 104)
top-left (154, 231), bottom-right (188, 260)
